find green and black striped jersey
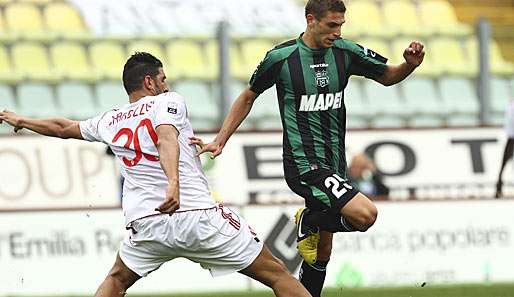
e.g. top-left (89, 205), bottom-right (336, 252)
top-left (249, 35), bottom-right (388, 178)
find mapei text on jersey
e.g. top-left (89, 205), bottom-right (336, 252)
top-left (299, 91), bottom-right (343, 112)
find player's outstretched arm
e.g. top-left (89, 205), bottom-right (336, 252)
top-left (155, 124), bottom-right (180, 213)
top-left (0, 109), bottom-right (82, 139)
top-left (194, 87), bottom-right (258, 159)
top-left (376, 41), bottom-right (425, 86)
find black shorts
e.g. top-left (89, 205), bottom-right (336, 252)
top-left (285, 168), bottom-right (359, 214)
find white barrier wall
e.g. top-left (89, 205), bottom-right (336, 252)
top-left (1, 200), bottom-right (513, 295)
top-left (1, 128), bottom-right (513, 210)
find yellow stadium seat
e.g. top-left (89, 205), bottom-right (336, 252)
top-left (50, 42), bottom-right (97, 81)
top-left (430, 38), bottom-right (475, 76)
top-left (419, 0), bottom-right (472, 36)
top-left (127, 41), bottom-right (166, 65)
top-left (205, 41), bottom-right (245, 80)
top-left (166, 40), bottom-right (212, 80)
top-left (465, 38), bottom-right (514, 76)
top-left (18, 0), bottom-right (53, 3)
top-left (391, 38), bottom-right (439, 77)
top-left (90, 41), bottom-right (127, 80)
top-left (345, 0), bottom-right (392, 37)
top-left (240, 39), bottom-right (274, 77)
top-left (0, 45), bottom-right (21, 83)
top-left (382, 0), bottom-right (430, 36)
top-left (5, 3), bottom-right (46, 38)
top-left (12, 42), bottom-right (56, 81)
top-left (44, 2), bottom-right (87, 37)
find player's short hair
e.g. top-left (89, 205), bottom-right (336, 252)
top-left (122, 52), bottom-right (163, 94)
top-left (305, 0), bottom-right (346, 19)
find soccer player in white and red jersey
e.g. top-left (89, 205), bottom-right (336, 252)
top-left (0, 52), bottom-right (311, 297)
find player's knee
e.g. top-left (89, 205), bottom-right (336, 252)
top-left (107, 265), bottom-right (138, 290)
top-left (356, 205), bottom-right (378, 231)
top-left (317, 241), bottom-right (332, 261)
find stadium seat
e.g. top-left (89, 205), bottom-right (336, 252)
top-left (249, 87), bottom-right (281, 129)
top-left (127, 41), bottom-right (166, 65)
top-left (345, 0), bottom-right (392, 37)
top-left (17, 83), bottom-right (57, 118)
top-left (391, 38), bottom-right (439, 77)
top-left (408, 115), bottom-right (444, 128)
top-left (490, 77), bottom-right (512, 116)
top-left (363, 80), bottom-right (408, 117)
top-left (166, 40), bottom-right (212, 80)
top-left (205, 41), bottom-right (246, 80)
top-left (57, 83), bottom-right (97, 120)
top-left (465, 38), bottom-right (514, 76)
top-left (418, 0), bottom-right (472, 36)
top-left (346, 115), bottom-right (369, 129)
top-left (345, 80), bottom-right (373, 118)
top-left (430, 38), bottom-right (475, 76)
top-left (96, 82), bottom-right (129, 111)
top-left (90, 41), bottom-right (127, 80)
top-left (50, 42), bottom-right (96, 81)
top-left (173, 80), bottom-right (219, 130)
top-left (0, 85), bottom-right (16, 111)
top-left (382, 0), bottom-right (430, 36)
top-left (371, 115), bottom-right (405, 128)
top-left (240, 39), bottom-right (274, 80)
top-left (402, 78), bottom-right (444, 117)
top-left (0, 45), bottom-right (20, 83)
top-left (5, 2), bottom-right (46, 38)
top-left (44, 2), bottom-right (88, 37)
top-left (439, 77), bottom-right (479, 122)
top-left (12, 42), bottom-right (56, 81)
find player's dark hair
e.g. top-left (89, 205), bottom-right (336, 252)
top-left (305, 0), bottom-right (346, 19)
top-left (122, 52), bottom-right (163, 95)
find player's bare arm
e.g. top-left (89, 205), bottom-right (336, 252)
top-left (0, 109), bottom-right (83, 139)
top-left (194, 87), bottom-right (258, 158)
top-left (155, 124), bottom-right (180, 213)
top-left (376, 41), bottom-right (425, 86)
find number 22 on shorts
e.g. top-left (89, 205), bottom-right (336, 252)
top-left (324, 174), bottom-right (353, 199)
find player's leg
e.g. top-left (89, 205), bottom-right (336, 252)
top-left (94, 253), bottom-right (140, 297)
top-left (239, 245), bottom-right (312, 297)
top-left (298, 231), bottom-right (332, 297)
top-left (340, 192), bottom-right (378, 231)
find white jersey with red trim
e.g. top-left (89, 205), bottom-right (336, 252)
top-left (80, 92), bottom-right (214, 225)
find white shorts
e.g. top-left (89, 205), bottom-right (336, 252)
top-left (119, 204), bottom-right (263, 277)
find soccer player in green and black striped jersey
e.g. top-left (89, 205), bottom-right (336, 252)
top-left (193, 0), bottom-right (425, 296)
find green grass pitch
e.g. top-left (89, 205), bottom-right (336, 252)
top-left (128, 283), bottom-right (514, 297)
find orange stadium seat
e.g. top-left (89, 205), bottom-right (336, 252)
top-left (51, 41), bottom-right (96, 81)
top-left (12, 42), bottom-right (56, 81)
top-left (90, 41), bottom-right (127, 80)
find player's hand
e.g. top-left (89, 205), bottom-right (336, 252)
top-left (156, 182), bottom-right (180, 214)
top-left (0, 110), bottom-right (23, 132)
top-left (190, 137), bottom-right (224, 159)
top-left (403, 41), bottom-right (425, 67)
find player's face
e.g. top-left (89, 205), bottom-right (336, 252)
top-left (151, 67), bottom-right (169, 95)
top-left (309, 11), bottom-right (345, 48)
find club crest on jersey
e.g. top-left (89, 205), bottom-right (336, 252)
top-left (310, 63), bottom-right (330, 88)
top-left (167, 102), bottom-right (178, 114)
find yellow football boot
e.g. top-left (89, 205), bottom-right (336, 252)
top-left (295, 207), bottom-right (320, 265)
